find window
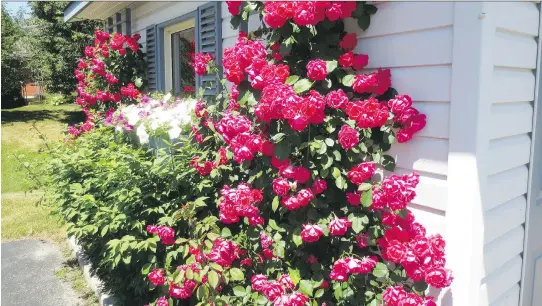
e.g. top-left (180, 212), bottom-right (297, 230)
top-left (163, 18), bottom-right (195, 95)
top-left (171, 28), bottom-right (195, 95)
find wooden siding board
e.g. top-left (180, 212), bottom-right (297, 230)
top-left (356, 27), bottom-right (453, 69)
top-left (389, 66), bottom-right (452, 102)
top-left (388, 137), bottom-right (449, 176)
top-left (480, 256), bottom-right (523, 305)
top-left (489, 284), bottom-right (520, 306)
top-left (492, 2), bottom-right (540, 37)
top-left (493, 30), bottom-right (538, 69)
top-left (483, 226), bottom-right (525, 279)
top-left (485, 166), bottom-right (529, 212)
top-left (483, 196), bottom-right (526, 244)
top-left (491, 68), bottom-right (536, 104)
top-left (344, 2), bottom-right (454, 39)
top-left (490, 103), bottom-right (534, 139)
top-left (413, 102), bottom-right (450, 139)
top-left (487, 134), bottom-right (532, 175)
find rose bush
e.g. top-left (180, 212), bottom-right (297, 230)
top-left (140, 1), bottom-right (451, 306)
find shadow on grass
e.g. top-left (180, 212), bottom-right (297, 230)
top-left (1, 108), bottom-right (85, 126)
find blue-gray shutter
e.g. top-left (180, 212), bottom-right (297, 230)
top-left (196, 2), bottom-right (222, 97)
top-left (146, 25), bottom-right (158, 92)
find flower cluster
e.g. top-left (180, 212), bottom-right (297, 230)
top-left (222, 32), bottom-right (267, 84)
top-left (191, 52), bottom-right (215, 76)
top-left (329, 256), bottom-right (377, 281)
top-left (218, 183), bottom-right (264, 226)
top-left (263, 1), bottom-right (356, 28)
top-left (189, 147), bottom-right (227, 176)
top-left (146, 225), bottom-right (175, 245)
top-left (388, 95), bottom-right (427, 143)
top-left (383, 286), bottom-right (436, 306)
top-left (69, 29), bottom-right (144, 139)
top-left (251, 274), bottom-right (309, 306)
top-left (106, 93), bottom-right (197, 144)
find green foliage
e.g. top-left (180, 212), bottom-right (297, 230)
top-left (42, 128), bottom-right (218, 305)
top-left (1, 5), bottom-right (26, 106)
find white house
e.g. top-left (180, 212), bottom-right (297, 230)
top-left (64, 2), bottom-right (542, 305)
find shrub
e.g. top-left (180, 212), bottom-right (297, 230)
top-left (43, 127), bottom-right (217, 305)
top-left (43, 92), bottom-right (72, 105)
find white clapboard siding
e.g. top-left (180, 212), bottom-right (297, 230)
top-left (491, 68), bottom-right (536, 104)
top-left (487, 135), bottom-right (532, 175)
top-left (356, 27), bottom-right (453, 69)
top-left (413, 102), bottom-right (450, 139)
top-left (490, 102), bottom-right (534, 140)
top-left (493, 30), bottom-right (538, 69)
top-left (388, 66), bottom-right (452, 102)
top-left (480, 256), bottom-right (523, 305)
top-left (489, 284), bottom-right (521, 306)
top-left (485, 166), bottom-right (529, 212)
top-left (482, 226), bottom-right (525, 278)
top-left (389, 168), bottom-right (448, 212)
top-left (483, 196), bottom-right (526, 244)
top-left (408, 203), bottom-right (446, 237)
top-left (388, 138), bottom-right (448, 176)
top-left (345, 2), bottom-right (454, 39)
top-left (131, 2), bottom-right (204, 35)
top-left (481, 3), bottom-right (539, 305)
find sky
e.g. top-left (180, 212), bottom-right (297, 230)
top-left (3, 1), bottom-right (31, 18)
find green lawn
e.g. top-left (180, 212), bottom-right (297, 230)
top-left (1, 103), bottom-right (84, 243)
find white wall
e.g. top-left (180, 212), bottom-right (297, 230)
top-left (347, 2), bottom-right (539, 306)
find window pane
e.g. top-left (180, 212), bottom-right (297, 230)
top-left (171, 27), bottom-right (195, 97)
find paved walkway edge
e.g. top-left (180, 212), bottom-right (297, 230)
top-left (67, 237), bottom-right (115, 306)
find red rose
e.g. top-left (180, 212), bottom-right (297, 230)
top-left (325, 89), bottom-right (349, 109)
top-left (338, 52), bottom-right (354, 67)
top-left (338, 125), bottom-right (359, 150)
top-left (352, 68), bottom-right (391, 95)
top-left (346, 191), bottom-right (361, 206)
top-left (226, 1), bottom-right (242, 15)
top-left (384, 241), bottom-right (408, 263)
top-left (156, 297), bottom-right (168, 306)
top-left (347, 162), bottom-right (376, 185)
top-left (251, 274), bottom-right (268, 292)
top-left (300, 224), bottom-right (324, 242)
top-left (148, 268), bottom-right (165, 286)
top-left (352, 54), bottom-right (369, 70)
top-left (262, 282), bottom-right (284, 302)
top-left (356, 233), bottom-right (369, 248)
top-left (272, 178), bottom-right (291, 196)
top-left (388, 95), bottom-right (412, 115)
top-left (339, 33), bottom-right (357, 52)
top-left (425, 267), bottom-right (453, 288)
top-left (312, 179), bottom-right (328, 194)
top-left (328, 217), bottom-right (352, 236)
top-left (306, 59), bottom-right (327, 81)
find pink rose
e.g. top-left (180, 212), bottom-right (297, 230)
top-left (325, 89), bottom-right (349, 109)
top-left (346, 191), bottom-right (361, 206)
top-left (155, 297), bottom-right (169, 306)
top-left (262, 282), bottom-right (284, 302)
top-left (306, 59), bottom-right (327, 81)
top-left (328, 217), bottom-right (352, 236)
top-left (339, 33), bottom-right (357, 52)
top-left (300, 224), bottom-right (324, 243)
top-left (347, 162), bottom-right (376, 185)
top-left (338, 125), bottom-right (359, 150)
top-left (251, 274), bottom-right (268, 292)
top-left (352, 54), bottom-right (369, 70)
top-left (273, 178), bottom-right (291, 196)
top-left (226, 1), bottom-right (242, 15)
top-left (312, 179), bottom-right (328, 194)
top-left (148, 268), bottom-right (165, 286)
top-left (356, 233), bottom-right (369, 248)
top-left (388, 95), bottom-right (412, 115)
top-left (425, 267), bottom-right (453, 288)
top-left (338, 52), bottom-right (354, 67)
top-left (278, 274), bottom-right (295, 291)
top-left (384, 241), bottom-right (408, 263)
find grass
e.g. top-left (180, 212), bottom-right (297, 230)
top-left (2, 102), bottom-right (98, 306)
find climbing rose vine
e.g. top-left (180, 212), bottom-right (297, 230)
top-left (143, 2), bottom-right (451, 306)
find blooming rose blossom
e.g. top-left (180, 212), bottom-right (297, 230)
top-left (148, 268), bottom-right (165, 286)
top-left (356, 233), bottom-right (369, 248)
top-left (312, 179), bottom-right (328, 195)
top-left (278, 274), bottom-right (295, 291)
top-left (340, 33), bottom-right (357, 52)
top-left (300, 224), bottom-right (324, 243)
top-left (338, 125), bottom-right (359, 150)
top-left (352, 68), bottom-right (391, 95)
top-left (346, 191), bottom-right (361, 206)
top-left (346, 97), bottom-right (389, 129)
top-left (306, 59), bottom-right (327, 81)
top-left (338, 52), bottom-right (354, 67)
top-left (328, 217), bottom-right (352, 236)
top-left (425, 266), bottom-right (453, 288)
top-left (330, 256), bottom-right (377, 281)
top-left (169, 280), bottom-right (196, 299)
top-left (192, 53), bottom-right (215, 76)
top-left (155, 297), bottom-right (169, 306)
top-left (262, 282), bottom-right (284, 302)
top-left (347, 162), bottom-right (376, 185)
top-left (273, 178), bottom-right (291, 196)
top-left (218, 183), bottom-right (263, 225)
top-left (251, 274), bottom-right (268, 292)
top-left (206, 238), bottom-right (240, 267)
top-left (352, 54), bottom-right (369, 70)
top-left (325, 89), bottom-right (349, 109)
top-left (226, 1), bottom-right (243, 15)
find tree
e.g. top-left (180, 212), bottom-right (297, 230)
top-left (28, 1), bottom-right (101, 95)
top-left (1, 4), bottom-right (26, 107)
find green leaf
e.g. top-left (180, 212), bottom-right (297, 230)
top-left (141, 263), bottom-right (152, 275)
top-left (292, 232), bottom-right (303, 247)
top-left (332, 167), bottom-right (341, 179)
top-left (335, 176), bottom-right (347, 190)
top-left (272, 196), bottom-right (280, 212)
top-left (299, 280), bottom-right (313, 297)
top-left (269, 219), bottom-right (286, 232)
top-left (221, 227), bottom-right (232, 238)
top-left (274, 140), bottom-right (291, 160)
top-left (382, 155), bottom-right (396, 171)
top-left (196, 284), bottom-right (209, 300)
top-left (271, 133), bottom-right (286, 143)
top-left (365, 4), bottom-right (378, 15)
top-left (288, 268), bottom-right (301, 285)
top-left (342, 75), bottom-right (355, 87)
top-left (229, 268), bottom-right (244, 281)
top-left (293, 79), bottom-right (313, 94)
top-left (233, 285), bottom-right (246, 297)
top-left (315, 289), bottom-right (324, 298)
top-left (372, 262), bottom-right (389, 278)
top-left (358, 183), bottom-right (372, 191)
top-left (350, 216), bottom-right (365, 234)
top-left (334, 287), bottom-right (343, 301)
top-left (285, 75), bottom-right (300, 85)
top-left (326, 60), bottom-right (338, 74)
top-left (361, 189), bottom-right (373, 207)
top-left (208, 270), bottom-right (220, 288)
top-left (357, 14), bottom-right (371, 31)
